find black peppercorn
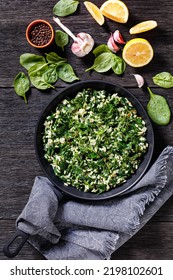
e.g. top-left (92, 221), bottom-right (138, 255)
top-left (29, 23), bottom-right (52, 46)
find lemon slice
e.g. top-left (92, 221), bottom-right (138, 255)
top-left (100, 0), bottom-right (129, 23)
top-left (122, 38), bottom-right (154, 67)
top-left (129, 20), bottom-right (158, 34)
top-left (84, 1), bottom-right (105, 26)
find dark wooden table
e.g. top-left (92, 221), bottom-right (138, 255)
top-left (1, 0), bottom-right (173, 260)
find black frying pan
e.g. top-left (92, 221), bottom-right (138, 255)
top-left (3, 80), bottom-right (154, 257)
top-left (35, 80), bottom-right (154, 200)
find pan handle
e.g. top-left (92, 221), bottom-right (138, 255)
top-left (3, 228), bottom-right (30, 258)
top-left (3, 185), bottom-right (63, 258)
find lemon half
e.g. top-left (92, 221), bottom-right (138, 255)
top-left (122, 38), bottom-right (154, 67)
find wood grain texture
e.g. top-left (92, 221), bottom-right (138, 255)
top-left (0, 0), bottom-right (173, 260)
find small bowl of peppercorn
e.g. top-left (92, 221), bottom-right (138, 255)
top-left (26, 19), bottom-right (54, 49)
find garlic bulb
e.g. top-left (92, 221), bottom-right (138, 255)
top-left (53, 17), bottom-right (94, 57)
top-left (71, 33), bottom-right (94, 57)
top-left (107, 33), bottom-right (120, 53)
top-left (132, 74), bottom-right (145, 88)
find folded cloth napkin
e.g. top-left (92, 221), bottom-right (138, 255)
top-left (16, 145), bottom-right (173, 260)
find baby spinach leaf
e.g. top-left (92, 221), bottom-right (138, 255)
top-left (45, 52), bottom-right (67, 64)
top-left (86, 52), bottom-right (114, 73)
top-left (152, 72), bottom-right (173, 88)
top-left (86, 44), bottom-right (126, 76)
top-left (112, 55), bottom-right (126, 75)
top-left (57, 63), bottom-right (79, 83)
top-left (55, 30), bottom-right (69, 50)
top-left (13, 72), bottom-right (30, 104)
top-left (28, 63), bottom-right (54, 90)
top-left (53, 0), bottom-right (79, 17)
top-left (20, 53), bottom-right (46, 70)
top-left (43, 65), bottom-right (59, 84)
top-left (147, 87), bottom-right (171, 126)
top-left (28, 62), bottom-right (48, 76)
top-left (93, 44), bottom-right (111, 57)
top-left (16, 51), bottom-right (78, 96)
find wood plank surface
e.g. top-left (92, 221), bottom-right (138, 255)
top-left (0, 0), bottom-right (173, 260)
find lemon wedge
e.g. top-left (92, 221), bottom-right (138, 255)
top-left (84, 1), bottom-right (105, 25)
top-left (100, 0), bottom-right (129, 23)
top-left (129, 20), bottom-right (157, 34)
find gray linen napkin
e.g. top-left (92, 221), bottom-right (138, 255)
top-left (17, 145), bottom-right (173, 259)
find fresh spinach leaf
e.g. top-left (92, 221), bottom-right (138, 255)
top-left (152, 72), bottom-right (173, 88)
top-left (20, 53), bottom-right (46, 70)
top-left (57, 63), bottom-right (79, 83)
top-left (16, 51), bottom-right (78, 98)
top-left (86, 44), bottom-right (126, 75)
top-left (93, 44), bottom-right (111, 57)
top-left (53, 0), bottom-right (79, 17)
top-left (45, 52), bottom-right (67, 64)
top-left (86, 52), bottom-right (114, 73)
top-left (147, 87), bottom-right (171, 125)
top-left (112, 55), bottom-right (126, 75)
top-left (55, 30), bottom-right (69, 50)
top-left (13, 72), bottom-right (30, 104)
top-left (28, 63), bottom-right (54, 90)
top-left (43, 64), bottom-right (59, 84)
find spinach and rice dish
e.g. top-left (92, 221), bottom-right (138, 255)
top-left (43, 89), bottom-right (148, 193)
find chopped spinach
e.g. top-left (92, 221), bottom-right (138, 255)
top-left (43, 89), bottom-right (148, 193)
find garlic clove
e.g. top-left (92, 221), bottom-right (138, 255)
top-left (132, 74), bottom-right (145, 88)
top-left (113, 30), bottom-right (125, 44)
top-left (107, 33), bottom-right (120, 53)
top-left (71, 42), bottom-right (84, 57)
top-left (71, 33), bottom-right (94, 57)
